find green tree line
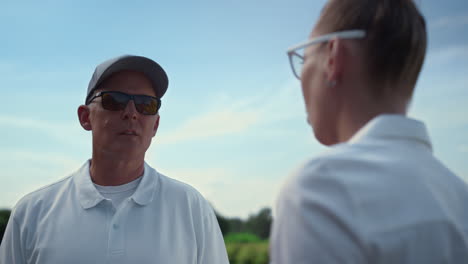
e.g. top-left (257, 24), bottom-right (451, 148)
top-left (215, 208), bottom-right (272, 264)
top-left (0, 209), bottom-right (11, 245)
top-left (215, 207), bottom-right (272, 240)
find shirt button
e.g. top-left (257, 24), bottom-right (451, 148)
top-left (113, 223), bottom-right (119, 229)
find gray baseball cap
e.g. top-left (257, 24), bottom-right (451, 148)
top-left (85, 55), bottom-right (168, 104)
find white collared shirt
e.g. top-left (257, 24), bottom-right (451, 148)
top-left (270, 115), bottom-right (468, 264)
top-left (0, 161), bottom-right (229, 264)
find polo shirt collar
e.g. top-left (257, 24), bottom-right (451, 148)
top-left (74, 160), bottom-right (105, 209)
top-left (74, 160), bottom-right (157, 209)
top-left (130, 162), bottom-right (157, 206)
top-left (348, 114), bottom-right (432, 151)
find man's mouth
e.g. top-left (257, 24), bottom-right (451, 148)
top-left (120, 130), bottom-right (138, 136)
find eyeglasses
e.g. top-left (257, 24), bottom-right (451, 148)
top-left (87, 91), bottom-right (161, 115)
top-left (287, 30), bottom-right (366, 80)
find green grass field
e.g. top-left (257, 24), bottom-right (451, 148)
top-left (226, 241), bottom-right (269, 264)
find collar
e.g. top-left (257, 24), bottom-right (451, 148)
top-left (74, 160), bottom-right (158, 209)
top-left (131, 162), bottom-right (157, 206)
top-left (348, 114), bottom-right (432, 151)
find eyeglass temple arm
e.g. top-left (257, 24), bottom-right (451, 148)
top-left (286, 30), bottom-right (366, 53)
top-left (86, 91), bottom-right (105, 105)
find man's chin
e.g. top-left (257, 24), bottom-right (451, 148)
top-left (102, 146), bottom-right (144, 158)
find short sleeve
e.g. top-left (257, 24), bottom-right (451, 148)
top-left (196, 200), bottom-right (229, 264)
top-left (0, 213), bottom-right (26, 264)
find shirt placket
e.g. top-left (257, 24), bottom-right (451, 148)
top-left (106, 199), bottom-right (129, 263)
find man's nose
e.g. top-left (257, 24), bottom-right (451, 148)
top-left (121, 100), bottom-right (138, 120)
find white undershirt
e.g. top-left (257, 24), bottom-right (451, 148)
top-left (94, 177), bottom-right (142, 209)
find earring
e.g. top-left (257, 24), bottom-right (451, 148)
top-left (327, 80), bottom-right (337, 87)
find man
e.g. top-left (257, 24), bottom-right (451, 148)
top-left (270, 0), bottom-right (468, 263)
top-left (0, 55), bottom-right (229, 264)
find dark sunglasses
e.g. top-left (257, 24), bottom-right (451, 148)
top-left (87, 91), bottom-right (161, 115)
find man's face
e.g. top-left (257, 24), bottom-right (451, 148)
top-left (85, 70), bottom-right (160, 159)
top-left (300, 28), bottom-right (339, 145)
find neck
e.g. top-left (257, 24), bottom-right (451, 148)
top-left (336, 95), bottom-right (408, 143)
top-left (89, 153), bottom-right (145, 186)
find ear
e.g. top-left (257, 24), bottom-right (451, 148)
top-left (152, 115), bottom-right (160, 137)
top-left (325, 38), bottom-right (345, 84)
top-left (78, 105), bottom-right (92, 131)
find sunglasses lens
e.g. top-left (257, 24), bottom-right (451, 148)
top-left (99, 92), bottom-right (159, 115)
top-left (134, 96), bottom-right (159, 115)
top-left (101, 92), bottom-right (129, 111)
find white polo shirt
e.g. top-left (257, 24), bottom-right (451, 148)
top-left (0, 161), bottom-right (229, 264)
top-left (270, 114), bottom-right (468, 264)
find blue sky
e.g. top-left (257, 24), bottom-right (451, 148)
top-left (1, 0), bottom-right (467, 218)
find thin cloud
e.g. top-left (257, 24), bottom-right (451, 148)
top-left (0, 150), bottom-right (82, 169)
top-left (158, 105), bottom-right (263, 144)
top-left (431, 14), bottom-right (468, 29)
top-left (426, 45), bottom-right (468, 65)
top-left (409, 99), bottom-right (468, 130)
top-left (0, 114), bottom-right (88, 145)
top-left (0, 115), bottom-right (61, 130)
top-left (0, 150), bottom-right (83, 209)
top-left (157, 79), bottom-right (304, 144)
top-left (459, 145), bottom-right (468, 153)
top-left (156, 166), bottom-right (282, 219)
top-left (463, 175), bottom-right (468, 183)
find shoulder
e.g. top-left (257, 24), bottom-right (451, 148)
top-left (288, 139), bottom-right (399, 190)
top-left (157, 171), bottom-right (206, 200)
top-left (11, 175), bottom-right (74, 221)
top-left (285, 143), bottom-right (362, 188)
top-left (150, 169), bottom-right (219, 230)
top-left (272, 145), bottom-right (368, 263)
top-left (150, 168), bottom-right (212, 211)
top-left (278, 143), bottom-right (371, 215)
